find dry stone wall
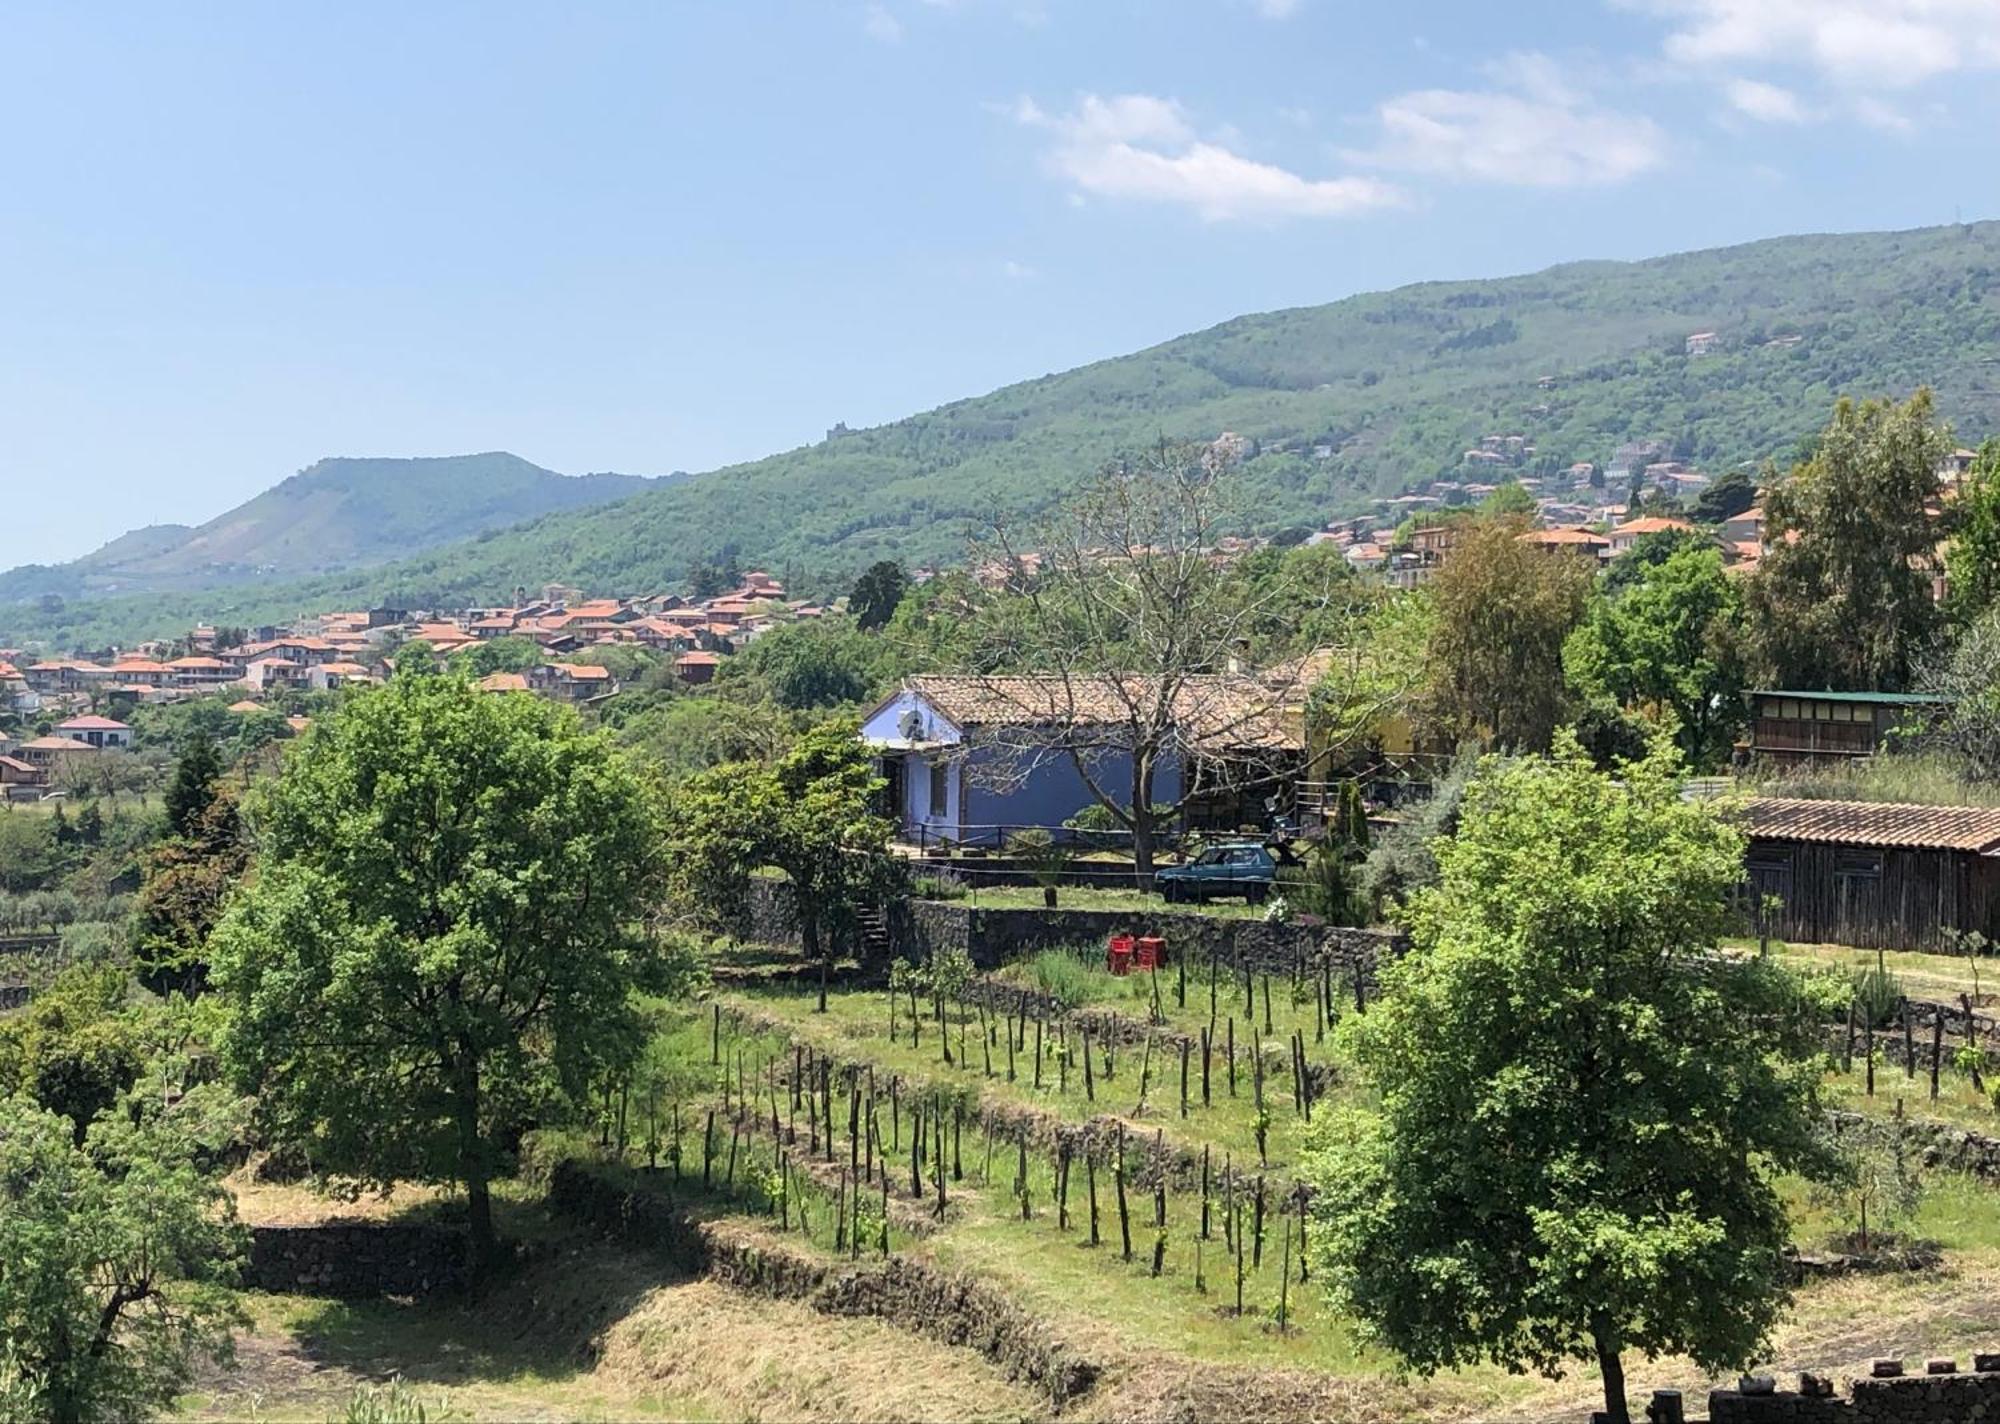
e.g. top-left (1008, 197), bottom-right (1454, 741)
top-left (1698, 1357), bottom-right (2000, 1422)
top-left (242, 1223), bottom-right (471, 1297)
top-left (548, 1158), bottom-right (1099, 1406)
top-left (744, 876), bottom-right (1404, 981)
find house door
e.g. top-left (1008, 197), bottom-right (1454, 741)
top-left (879, 756), bottom-right (905, 825)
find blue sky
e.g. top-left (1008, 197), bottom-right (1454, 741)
top-left (4, 1), bottom-right (1998, 562)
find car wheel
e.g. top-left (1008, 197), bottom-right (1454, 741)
top-left (1246, 884), bottom-right (1268, 906)
top-left (1161, 881), bottom-right (1179, 904)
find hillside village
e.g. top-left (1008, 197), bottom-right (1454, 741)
top-left (19, 3), bottom-right (2000, 1418)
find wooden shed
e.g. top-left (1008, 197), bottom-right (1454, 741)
top-left (1743, 798), bottom-right (2000, 951)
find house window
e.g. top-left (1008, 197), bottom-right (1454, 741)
top-left (929, 761), bottom-right (949, 818)
top-left (1746, 847), bottom-right (1793, 875)
top-left (1834, 851), bottom-right (1883, 881)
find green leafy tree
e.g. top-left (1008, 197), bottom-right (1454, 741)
top-left (136, 788), bottom-right (249, 996)
top-left (848, 560), bottom-right (911, 632)
top-left (1945, 439), bottom-right (2000, 621)
top-left (1479, 480), bottom-right (1537, 516)
top-left (1745, 392), bottom-right (1950, 690)
top-left (609, 694), bottom-right (792, 783)
top-left (1691, 469), bottom-right (1758, 525)
top-left (1418, 517), bottom-right (1594, 751)
top-left (1600, 526), bottom-right (1704, 597)
top-left (1307, 738), bottom-right (1831, 1423)
top-left (0, 1080), bottom-right (246, 1423)
top-left (0, 966), bottom-right (143, 1141)
top-left (162, 731), bottom-right (223, 839)
top-left (450, 635), bottom-right (546, 678)
top-left (717, 617), bottom-right (890, 710)
top-left (209, 675), bottom-right (667, 1271)
top-left (1913, 603), bottom-right (2000, 778)
top-left (666, 721), bottom-right (902, 1009)
top-left (1565, 543), bottom-right (1747, 770)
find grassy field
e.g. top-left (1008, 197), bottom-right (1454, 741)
top-left (1768, 939), bottom-right (1999, 1005)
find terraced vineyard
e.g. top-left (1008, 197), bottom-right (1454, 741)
top-left (206, 937), bottom-right (2000, 1424)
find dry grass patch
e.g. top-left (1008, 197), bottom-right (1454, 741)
top-left (596, 1277), bottom-right (1044, 1422)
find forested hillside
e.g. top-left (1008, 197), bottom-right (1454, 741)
top-left (9, 221), bottom-right (2000, 649)
top-left (0, 453), bottom-right (650, 604)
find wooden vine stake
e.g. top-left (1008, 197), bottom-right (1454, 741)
top-left (1227, 1017), bottom-right (1237, 1097)
top-left (1116, 1123), bottom-right (1132, 1262)
top-left (1931, 1010), bottom-right (1944, 1101)
top-left (1151, 1131), bottom-right (1167, 1277)
top-left (1963, 993), bottom-right (1986, 1094)
top-left (1017, 1126), bottom-right (1031, 1221)
top-left (1277, 1210), bottom-right (1293, 1333)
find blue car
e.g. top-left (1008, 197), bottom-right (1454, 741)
top-left (1155, 842), bottom-right (1277, 905)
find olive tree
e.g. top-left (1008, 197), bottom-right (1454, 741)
top-left (0, 1079), bottom-right (246, 1424)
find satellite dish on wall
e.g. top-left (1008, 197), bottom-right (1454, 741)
top-left (897, 707), bottom-right (925, 742)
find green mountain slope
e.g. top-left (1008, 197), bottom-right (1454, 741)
top-left (9, 221), bottom-right (2000, 650)
top-left (0, 453), bottom-right (651, 604)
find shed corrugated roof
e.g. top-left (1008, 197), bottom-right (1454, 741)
top-left (1746, 797), bottom-right (2000, 853)
top-left (1749, 689), bottom-right (1948, 705)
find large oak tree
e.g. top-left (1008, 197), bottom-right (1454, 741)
top-left (211, 675), bottom-right (666, 1270)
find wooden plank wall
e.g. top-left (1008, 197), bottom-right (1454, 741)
top-left (1746, 838), bottom-right (2000, 951)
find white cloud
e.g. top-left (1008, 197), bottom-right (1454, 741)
top-left (1724, 77), bottom-right (1810, 123)
top-left (1644, 0), bottom-right (2000, 89)
top-left (1001, 259), bottom-right (1038, 280)
top-left (1012, 93), bottom-right (1404, 221)
top-left (862, 3), bottom-right (903, 42)
top-left (1349, 52), bottom-right (1667, 187)
top-left (1852, 96), bottom-right (1917, 133)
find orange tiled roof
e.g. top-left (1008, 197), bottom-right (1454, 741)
top-left (1612, 516), bottom-right (1694, 537)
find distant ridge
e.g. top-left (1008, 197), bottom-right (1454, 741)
top-left (0, 453), bottom-right (652, 604)
top-left (6, 220), bottom-right (1999, 649)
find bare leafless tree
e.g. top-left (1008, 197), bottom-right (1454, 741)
top-left (960, 441), bottom-right (1410, 876)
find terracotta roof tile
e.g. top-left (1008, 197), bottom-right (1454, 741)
top-left (1745, 797), bottom-right (2000, 854)
top-left (902, 673), bottom-right (1303, 752)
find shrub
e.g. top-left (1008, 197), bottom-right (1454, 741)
top-left (911, 870), bottom-right (968, 901)
top-left (337, 1375), bottom-right (456, 1424)
top-left (1275, 844), bottom-right (1365, 925)
top-left (1028, 946), bottom-right (1101, 1011)
top-left (1358, 749), bottom-right (1483, 913)
top-left (1850, 963), bottom-right (1906, 1028)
